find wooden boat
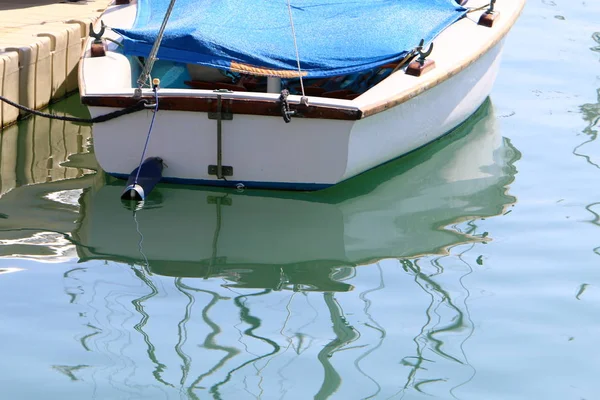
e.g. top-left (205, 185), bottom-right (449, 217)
top-left (79, 0), bottom-right (525, 190)
top-left (73, 100), bottom-right (519, 282)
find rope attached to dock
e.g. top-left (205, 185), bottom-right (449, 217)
top-left (0, 94), bottom-right (149, 125)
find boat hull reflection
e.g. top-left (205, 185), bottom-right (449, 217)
top-left (0, 98), bottom-right (522, 399)
top-left (75, 99), bottom-right (519, 288)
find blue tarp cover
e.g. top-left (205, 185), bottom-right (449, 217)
top-left (115, 0), bottom-right (467, 78)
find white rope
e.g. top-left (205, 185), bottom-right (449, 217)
top-left (286, 0), bottom-right (306, 98)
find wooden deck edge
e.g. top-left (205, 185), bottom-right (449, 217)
top-left (81, 95), bottom-right (363, 121)
top-left (358, 1), bottom-right (526, 119)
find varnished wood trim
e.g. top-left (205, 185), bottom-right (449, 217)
top-left (359, 1), bottom-right (526, 118)
top-left (81, 95), bottom-right (363, 120)
top-left (478, 11), bottom-right (500, 28)
top-left (405, 59), bottom-right (436, 77)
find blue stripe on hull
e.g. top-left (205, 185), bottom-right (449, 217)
top-left (108, 173), bottom-right (333, 191)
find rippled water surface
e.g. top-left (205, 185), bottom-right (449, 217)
top-left (1, 1), bottom-right (599, 399)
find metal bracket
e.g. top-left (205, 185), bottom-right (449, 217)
top-left (208, 112), bottom-right (233, 120)
top-left (208, 90), bottom-right (233, 120)
top-left (89, 21), bottom-right (106, 45)
top-left (89, 20), bottom-right (107, 57)
top-left (207, 195), bottom-right (232, 206)
top-left (415, 39), bottom-right (434, 66)
top-left (208, 165), bottom-right (233, 176)
top-left (208, 94), bottom-right (233, 178)
top-left (478, 0), bottom-right (500, 27)
top-left (406, 39), bottom-right (435, 77)
top-left (279, 89), bottom-right (300, 123)
top-left (204, 256), bottom-right (227, 265)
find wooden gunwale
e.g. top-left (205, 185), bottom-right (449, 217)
top-left (359, 1), bottom-right (526, 118)
top-left (80, 95), bottom-right (363, 120)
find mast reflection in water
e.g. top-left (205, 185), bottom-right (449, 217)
top-left (1, 98), bottom-right (520, 399)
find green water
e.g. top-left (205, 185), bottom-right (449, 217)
top-left (0, 1), bottom-right (599, 398)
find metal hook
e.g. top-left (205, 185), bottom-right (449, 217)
top-left (415, 39), bottom-right (434, 65)
top-left (89, 21), bottom-right (106, 44)
top-left (486, 0), bottom-right (496, 14)
top-left (279, 89), bottom-right (294, 123)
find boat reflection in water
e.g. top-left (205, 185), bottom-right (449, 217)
top-left (2, 99), bottom-right (520, 399)
top-left (76, 98), bottom-right (518, 281)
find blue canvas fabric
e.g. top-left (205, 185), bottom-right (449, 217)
top-left (114, 0), bottom-right (467, 79)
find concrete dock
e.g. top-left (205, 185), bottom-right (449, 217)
top-left (0, 0), bottom-right (113, 128)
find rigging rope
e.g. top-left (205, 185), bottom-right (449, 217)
top-left (286, 0), bottom-right (306, 99)
top-left (136, 0), bottom-right (178, 90)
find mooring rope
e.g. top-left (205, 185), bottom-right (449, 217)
top-left (286, 0), bottom-right (306, 99)
top-left (133, 84), bottom-right (160, 186)
top-left (0, 94), bottom-right (148, 124)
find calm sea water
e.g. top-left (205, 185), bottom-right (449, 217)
top-left (1, 1), bottom-right (599, 399)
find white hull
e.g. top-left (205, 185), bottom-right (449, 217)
top-left (75, 100), bottom-right (520, 274)
top-left (0, 100), bottom-right (520, 269)
top-left (80, 0), bottom-right (525, 190)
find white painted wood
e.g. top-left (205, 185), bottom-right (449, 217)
top-left (344, 41), bottom-right (504, 180)
top-left (79, 0), bottom-right (526, 188)
top-left (82, 53), bottom-right (132, 93)
top-left (88, 107), bottom-right (353, 185)
top-left (78, 104), bottom-right (512, 266)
